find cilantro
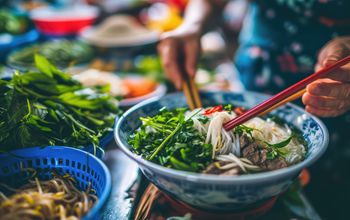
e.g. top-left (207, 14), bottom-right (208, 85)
top-left (129, 108), bottom-right (213, 172)
top-left (224, 104), bottom-right (233, 111)
top-left (233, 124), bottom-right (255, 137)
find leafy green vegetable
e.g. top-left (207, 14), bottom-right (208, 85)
top-left (0, 55), bottom-right (120, 153)
top-left (264, 136), bottom-right (293, 160)
top-left (233, 124), bottom-right (256, 137)
top-left (134, 55), bottom-right (164, 81)
top-left (224, 104), bottom-right (233, 111)
top-left (128, 108), bottom-right (212, 172)
top-left (8, 40), bottom-right (93, 69)
top-left (0, 10), bottom-right (27, 34)
top-left (265, 136), bottom-right (293, 148)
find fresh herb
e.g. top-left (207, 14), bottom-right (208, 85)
top-left (224, 104), bottom-right (233, 111)
top-left (265, 136), bottom-right (293, 148)
top-left (129, 108), bottom-right (212, 172)
top-left (0, 10), bottom-right (27, 34)
top-left (264, 136), bottom-right (293, 160)
top-left (233, 124), bottom-right (256, 137)
top-left (8, 40), bottom-right (93, 69)
top-left (197, 115), bottom-right (209, 124)
top-left (0, 55), bottom-right (120, 153)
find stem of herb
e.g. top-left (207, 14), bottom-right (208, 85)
top-left (148, 123), bottom-right (182, 160)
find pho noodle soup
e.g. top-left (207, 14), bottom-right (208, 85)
top-left (128, 105), bottom-right (307, 175)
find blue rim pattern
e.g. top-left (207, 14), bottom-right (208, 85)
top-left (114, 91), bottom-right (329, 209)
top-left (116, 91), bottom-right (328, 183)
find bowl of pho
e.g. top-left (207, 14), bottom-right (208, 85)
top-left (115, 91), bottom-right (328, 210)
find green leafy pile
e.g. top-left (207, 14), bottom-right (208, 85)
top-left (8, 40), bottom-right (93, 68)
top-left (0, 55), bottom-right (119, 153)
top-left (129, 107), bottom-right (212, 172)
top-left (0, 10), bottom-right (27, 34)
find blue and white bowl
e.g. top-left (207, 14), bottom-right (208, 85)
top-left (115, 91), bottom-right (329, 210)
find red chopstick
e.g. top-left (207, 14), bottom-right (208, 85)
top-left (224, 55), bottom-right (350, 131)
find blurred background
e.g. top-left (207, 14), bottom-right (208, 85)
top-left (0, 0), bottom-right (249, 108)
top-left (1, 1), bottom-right (335, 219)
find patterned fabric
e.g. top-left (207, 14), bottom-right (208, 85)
top-left (234, 1), bottom-right (350, 218)
top-left (236, 0), bottom-right (350, 93)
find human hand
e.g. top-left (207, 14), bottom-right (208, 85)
top-left (157, 25), bottom-right (201, 89)
top-left (302, 37), bottom-right (350, 117)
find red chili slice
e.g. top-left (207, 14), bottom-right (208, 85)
top-left (203, 105), bottom-right (223, 116)
top-left (234, 107), bottom-right (247, 116)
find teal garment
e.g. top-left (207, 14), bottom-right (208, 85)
top-left (236, 0), bottom-right (350, 93)
top-left (233, 1), bottom-right (350, 219)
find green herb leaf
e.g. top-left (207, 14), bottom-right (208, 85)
top-left (265, 136), bottom-right (293, 148)
top-left (34, 54), bottom-right (54, 77)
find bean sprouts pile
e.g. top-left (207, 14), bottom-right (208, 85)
top-left (0, 168), bottom-right (97, 220)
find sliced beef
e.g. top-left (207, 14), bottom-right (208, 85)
top-left (264, 158), bottom-right (288, 170)
top-left (240, 134), bottom-right (288, 171)
top-left (241, 142), bottom-right (268, 165)
top-left (239, 134), bottom-right (251, 149)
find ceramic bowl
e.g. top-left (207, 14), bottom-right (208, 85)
top-left (115, 91), bottom-right (329, 210)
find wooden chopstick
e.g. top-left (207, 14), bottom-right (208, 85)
top-left (224, 55), bottom-right (350, 131)
top-left (258, 88), bottom-right (306, 116)
top-left (180, 62), bottom-right (202, 110)
top-left (188, 77), bottom-right (203, 108)
top-left (182, 79), bottom-right (196, 110)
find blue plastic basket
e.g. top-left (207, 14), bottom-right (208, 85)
top-left (0, 146), bottom-right (111, 220)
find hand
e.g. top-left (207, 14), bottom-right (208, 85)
top-left (157, 26), bottom-right (201, 89)
top-left (302, 36), bottom-right (350, 117)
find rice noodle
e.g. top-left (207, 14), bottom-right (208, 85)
top-left (188, 109), bottom-right (239, 158)
top-left (216, 153), bottom-right (261, 173)
top-left (243, 117), bottom-right (306, 164)
top-left (188, 107), bottom-right (306, 165)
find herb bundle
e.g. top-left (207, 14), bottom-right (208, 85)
top-left (8, 40), bottom-right (93, 68)
top-left (129, 108), bottom-right (212, 172)
top-left (0, 55), bottom-right (120, 153)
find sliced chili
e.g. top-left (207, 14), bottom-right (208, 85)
top-left (203, 105), bottom-right (223, 116)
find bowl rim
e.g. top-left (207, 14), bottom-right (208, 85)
top-left (115, 91), bottom-right (329, 184)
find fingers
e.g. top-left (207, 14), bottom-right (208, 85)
top-left (306, 79), bottom-right (350, 98)
top-left (326, 65), bottom-right (350, 82)
top-left (302, 92), bottom-right (349, 109)
top-left (158, 32), bottom-right (201, 89)
top-left (305, 105), bottom-right (347, 118)
top-left (158, 38), bottom-right (183, 89)
top-left (315, 37), bottom-right (350, 82)
top-left (184, 38), bottom-right (200, 77)
top-left (317, 37), bottom-right (350, 67)
top-left (303, 77), bottom-right (350, 117)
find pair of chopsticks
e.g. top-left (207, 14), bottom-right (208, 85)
top-left (133, 184), bottom-right (159, 220)
top-left (181, 66), bottom-right (202, 110)
top-left (224, 55), bottom-right (350, 131)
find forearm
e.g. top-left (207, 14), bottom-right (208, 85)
top-left (180, 0), bottom-right (227, 35)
